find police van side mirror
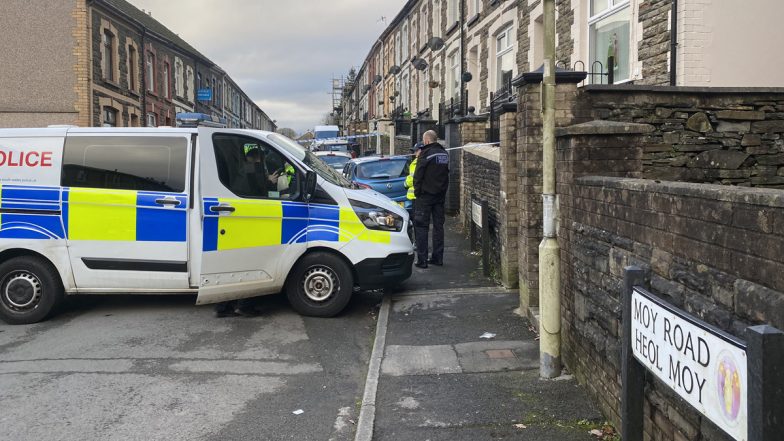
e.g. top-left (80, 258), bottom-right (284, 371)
top-left (303, 171), bottom-right (317, 202)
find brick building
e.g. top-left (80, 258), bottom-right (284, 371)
top-left (0, 0), bottom-right (275, 131)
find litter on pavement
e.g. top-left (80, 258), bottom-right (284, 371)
top-left (292, 409), bottom-right (304, 415)
top-left (479, 332), bottom-right (496, 339)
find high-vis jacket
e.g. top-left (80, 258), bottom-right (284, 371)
top-left (405, 157), bottom-right (417, 200)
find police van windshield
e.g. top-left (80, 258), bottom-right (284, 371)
top-left (267, 133), bottom-right (353, 188)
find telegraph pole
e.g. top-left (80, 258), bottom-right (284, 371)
top-left (539, 0), bottom-right (561, 379)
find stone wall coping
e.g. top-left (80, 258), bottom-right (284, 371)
top-left (456, 114), bottom-right (489, 123)
top-left (576, 176), bottom-right (784, 208)
top-left (463, 143), bottom-right (500, 163)
top-left (556, 120), bottom-right (655, 137)
top-left (395, 135), bottom-right (412, 139)
top-left (583, 85), bottom-right (784, 95)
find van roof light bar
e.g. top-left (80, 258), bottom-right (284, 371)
top-left (176, 112), bottom-right (227, 128)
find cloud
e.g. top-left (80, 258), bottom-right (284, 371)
top-left (129, 0), bottom-right (406, 133)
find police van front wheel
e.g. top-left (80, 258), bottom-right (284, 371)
top-left (286, 252), bottom-right (354, 317)
top-left (0, 256), bottom-right (64, 325)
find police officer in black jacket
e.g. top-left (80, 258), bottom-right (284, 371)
top-left (413, 130), bottom-right (449, 268)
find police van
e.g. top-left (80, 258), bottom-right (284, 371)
top-left (0, 115), bottom-right (414, 324)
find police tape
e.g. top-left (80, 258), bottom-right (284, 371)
top-left (392, 141), bottom-right (501, 158)
top-left (297, 133), bottom-right (380, 144)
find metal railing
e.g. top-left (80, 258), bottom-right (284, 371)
top-left (487, 76), bottom-right (516, 143)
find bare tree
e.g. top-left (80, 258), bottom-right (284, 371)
top-left (276, 127), bottom-right (297, 138)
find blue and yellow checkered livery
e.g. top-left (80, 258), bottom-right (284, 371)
top-left (0, 185), bottom-right (390, 248)
top-left (202, 198), bottom-right (390, 252)
top-left (0, 185), bottom-right (187, 242)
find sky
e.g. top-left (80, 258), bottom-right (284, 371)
top-left (130, 0), bottom-right (407, 134)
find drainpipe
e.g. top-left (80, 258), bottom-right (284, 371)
top-left (539, 0), bottom-right (561, 379)
top-left (459, 0), bottom-right (465, 114)
top-left (670, 0), bottom-right (678, 86)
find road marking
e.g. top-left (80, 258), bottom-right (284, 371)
top-left (354, 295), bottom-right (391, 441)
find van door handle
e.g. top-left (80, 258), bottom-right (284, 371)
top-left (155, 197), bottom-right (182, 207)
top-left (210, 204), bottom-right (235, 213)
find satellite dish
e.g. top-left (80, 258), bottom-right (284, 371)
top-left (389, 65), bottom-right (401, 75)
top-left (462, 72), bottom-right (473, 83)
top-left (428, 37), bottom-right (445, 51)
top-left (413, 59), bottom-right (428, 71)
top-left (373, 74), bottom-right (382, 84)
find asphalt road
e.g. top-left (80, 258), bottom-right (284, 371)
top-left (0, 292), bottom-right (382, 441)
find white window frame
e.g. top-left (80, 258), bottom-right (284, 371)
top-left (420, 6), bottom-right (428, 44)
top-left (448, 51), bottom-right (460, 100)
top-left (495, 26), bottom-right (514, 91)
top-left (588, 0), bottom-right (631, 84)
top-left (395, 33), bottom-right (402, 66)
top-left (102, 106), bottom-right (118, 127)
top-left (447, 0), bottom-right (459, 25)
top-left (402, 23), bottom-right (409, 62)
top-left (411, 17), bottom-right (418, 53)
top-left (146, 113), bottom-right (157, 127)
top-left (102, 30), bottom-right (115, 82)
top-left (162, 62), bottom-right (170, 99)
top-left (468, 0), bottom-right (481, 17)
top-left (433, 0), bottom-right (441, 37)
top-left (146, 52), bottom-right (155, 93)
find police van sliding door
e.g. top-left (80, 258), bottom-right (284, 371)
top-left (196, 129), bottom-right (307, 304)
top-left (62, 134), bottom-right (191, 291)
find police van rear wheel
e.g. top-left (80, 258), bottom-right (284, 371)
top-left (287, 252), bottom-right (353, 317)
top-left (0, 256), bottom-right (64, 325)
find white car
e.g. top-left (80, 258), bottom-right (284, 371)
top-left (314, 150), bottom-right (353, 171)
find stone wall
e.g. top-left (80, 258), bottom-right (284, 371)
top-left (394, 135), bottom-right (412, 156)
top-left (557, 124), bottom-right (784, 441)
top-left (555, 0), bottom-right (573, 66)
top-left (638, 0), bottom-right (672, 86)
top-left (585, 86), bottom-right (784, 188)
top-left (461, 146), bottom-right (502, 278)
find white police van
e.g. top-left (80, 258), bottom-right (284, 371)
top-left (0, 114), bottom-right (414, 324)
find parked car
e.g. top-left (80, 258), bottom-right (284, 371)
top-left (314, 150), bottom-right (353, 171)
top-left (343, 156), bottom-right (413, 212)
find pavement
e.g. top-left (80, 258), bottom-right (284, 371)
top-left (0, 216), bottom-right (604, 440)
top-left (365, 217), bottom-right (605, 440)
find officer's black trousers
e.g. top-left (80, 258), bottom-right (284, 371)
top-left (414, 197), bottom-right (445, 264)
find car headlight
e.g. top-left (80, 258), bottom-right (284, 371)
top-left (350, 200), bottom-right (404, 232)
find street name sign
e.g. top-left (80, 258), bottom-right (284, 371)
top-left (197, 88), bottom-right (212, 102)
top-left (471, 200), bottom-right (482, 227)
top-left (631, 288), bottom-right (748, 440)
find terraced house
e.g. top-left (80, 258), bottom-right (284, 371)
top-left (343, 0), bottom-right (783, 138)
top-left (0, 0), bottom-right (275, 131)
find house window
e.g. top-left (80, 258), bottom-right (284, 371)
top-left (212, 78), bottom-right (218, 106)
top-left (447, 0), bottom-right (459, 25)
top-left (146, 113), bottom-right (157, 127)
top-left (162, 62), bottom-right (170, 98)
top-left (433, 0), bottom-right (441, 37)
top-left (102, 107), bottom-right (117, 127)
top-left (127, 45), bottom-right (137, 91)
top-left (448, 51), bottom-right (460, 100)
top-left (146, 52), bottom-right (155, 93)
top-left (411, 17), bottom-right (418, 53)
top-left (468, 0), bottom-right (481, 17)
top-left (402, 23), bottom-right (409, 61)
top-left (589, 0), bottom-right (631, 84)
top-left (401, 74), bottom-right (409, 111)
top-left (130, 114), bottom-right (139, 127)
top-left (420, 6), bottom-right (428, 44)
top-left (175, 58), bottom-right (183, 97)
top-left (185, 66), bottom-right (194, 101)
top-left (102, 30), bottom-right (115, 82)
top-left (395, 33), bottom-right (402, 65)
top-left (496, 26), bottom-right (514, 91)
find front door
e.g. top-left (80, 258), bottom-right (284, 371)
top-left (196, 130), bottom-right (307, 304)
top-left (63, 134), bottom-right (191, 291)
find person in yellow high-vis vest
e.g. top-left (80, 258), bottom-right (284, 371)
top-left (405, 145), bottom-right (421, 201)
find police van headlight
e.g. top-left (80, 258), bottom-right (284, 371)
top-left (350, 200), bottom-right (404, 232)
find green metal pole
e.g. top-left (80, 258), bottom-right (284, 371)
top-left (539, 0), bottom-right (561, 379)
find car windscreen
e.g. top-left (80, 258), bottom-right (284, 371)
top-left (355, 159), bottom-right (409, 180)
top-left (267, 133), bottom-right (353, 188)
top-left (320, 155), bottom-right (351, 168)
